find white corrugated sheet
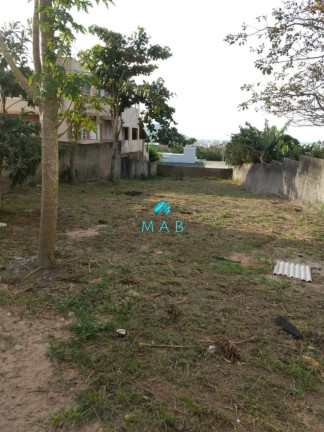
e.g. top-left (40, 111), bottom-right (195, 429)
top-left (273, 261), bottom-right (312, 282)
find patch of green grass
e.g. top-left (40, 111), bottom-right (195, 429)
top-left (48, 339), bottom-right (95, 366)
top-left (254, 349), bottom-right (282, 373)
top-left (53, 278), bottom-right (111, 314)
top-left (182, 396), bottom-right (230, 424)
top-left (219, 210), bottom-right (231, 219)
top-left (234, 239), bottom-right (269, 252)
top-left (51, 391), bottom-right (111, 427)
top-left (0, 289), bottom-right (13, 305)
top-left (0, 206), bottom-right (16, 216)
top-left (212, 257), bottom-right (267, 276)
top-left (69, 315), bottom-right (115, 340)
top-left (280, 362), bottom-right (320, 394)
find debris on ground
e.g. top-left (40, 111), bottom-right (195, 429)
top-left (273, 261), bottom-right (312, 282)
top-left (221, 338), bottom-right (241, 363)
top-left (119, 278), bottom-right (144, 287)
top-left (138, 338), bottom-right (241, 362)
top-left (124, 414), bottom-right (136, 422)
top-left (275, 316), bottom-right (303, 339)
top-left (167, 305), bottom-right (180, 320)
top-left (0, 222), bottom-right (7, 227)
top-left (302, 356), bottom-right (324, 379)
top-left (116, 329), bottom-right (127, 337)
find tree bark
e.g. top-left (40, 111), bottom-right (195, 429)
top-left (37, 97), bottom-right (58, 266)
top-left (0, 156), bottom-right (3, 207)
top-left (1, 96), bottom-right (6, 114)
top-left (32, 0), bottom-right (41, 77)
top-left (36, 0), bottom-right (58, 267)
top-left (110, 113), bottom-right (119, 182)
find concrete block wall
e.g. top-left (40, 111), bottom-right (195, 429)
top-left (121, 157), bottom-right (153, 179)
top-left (59, 142), bottom-right (115, 181)
top-left (149, 162), bottom-right (157, 176)
top-left (233, 156), bottom-right (324, 208)
top-left (59, 143), bottom-right (152, 181)
top-left (157, 165), bottom-right (233, 179)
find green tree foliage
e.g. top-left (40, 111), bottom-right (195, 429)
top-left (225, 123), bottom-right (262, 166)
top-left (137, 78), bottom-right (175, 135)
top-left (302, 141), bottom-right (324, 159)
top-left (0, 113), bottom-right (41, 192)
top-left (0, 22), bottom-right (33, 113)
top-left (148, 145), bottom-right (160, 162)
top-left (195, 146), bottom-right (222, 161)
top-left (152, 125), bottom-right (196, 148)
top-left (79, 26), bottom-right (175, 180)
top-left (225, 0), bottom-right (324, 126)
top-left (224, 121), bottom-right (304, 165)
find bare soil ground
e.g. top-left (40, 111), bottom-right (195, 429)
top-left (0, 177), bottom-right (323, 432)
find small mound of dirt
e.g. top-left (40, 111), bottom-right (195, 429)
top-left (66, 228), bottom-right (100, 239)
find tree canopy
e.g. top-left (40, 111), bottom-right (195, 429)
top-left (225, 0), bottom-right (324, 127)
top-left (152, 125), bottom-right (196, 148)
top-left (79, 25), bottom-right (175, 180)
top-left (79, 25), bottom-right (175, 130)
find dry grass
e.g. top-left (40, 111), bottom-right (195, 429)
top-left (0, 177), bottom-right (324, 432)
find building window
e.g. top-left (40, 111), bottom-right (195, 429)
top-left (132, 128), bottom-right (138, 140)
top-left (123, 127), bottom-right (129, 140)
top-left (81, 128), bottom-right (87, 140)
top-left (107, 125), bottom-right (113, 139)
top-left (89, 129), bottom-right (97, 140)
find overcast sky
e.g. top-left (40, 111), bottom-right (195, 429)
top-left (1, 0), bottom-right (323, 142)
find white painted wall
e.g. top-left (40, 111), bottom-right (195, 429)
top-left (160, 147), bottom-right (196, 164)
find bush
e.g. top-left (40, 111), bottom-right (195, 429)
top-left (302, 141), bottom-right (324, 159)
top-left (149, 146), bottom-right (160, 162)
top-left (225, 124), bottom-right (262, 165)
top-left (196, 146), bottom-right (222, 161)
top-left (225, 121), bottom-right (304, 165)
top-left (0, 114), bottom-right (41, 187)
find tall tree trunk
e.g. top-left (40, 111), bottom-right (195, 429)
top-left (110, 114), bottom-right (119, 182)
top-left (36, 0), bottom-right (59, 267)
top-left (1, 96), bottom-right (6, 114)
top-left (0, 156), bottom-right (3, 207)
top-left (37, 97), bottom-right (58, 266)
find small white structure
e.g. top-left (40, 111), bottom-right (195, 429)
top-left (160, 146), bottom-right (196, 164)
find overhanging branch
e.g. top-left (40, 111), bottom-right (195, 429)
top-left (0, 35), bottom-right (37, 103)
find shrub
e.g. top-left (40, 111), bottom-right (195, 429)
top-left (196, 146), bottom-right (222, 161)
top-left (149, 145), bottom-right (160, 162)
